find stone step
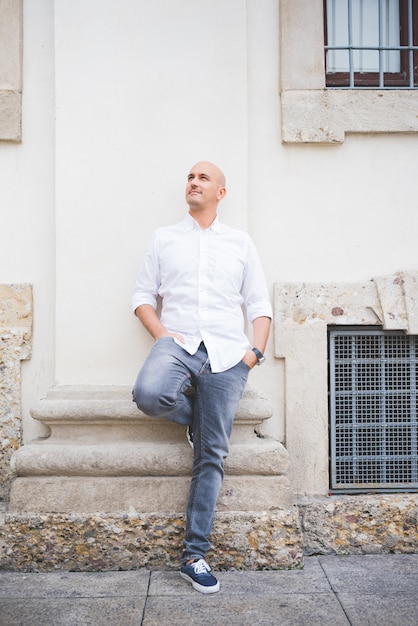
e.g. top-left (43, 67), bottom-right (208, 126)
top-left (29, 384), bottom-right (275, 443)
top-left (12, 440), bottom-right (289, 477)
top-left (9, 475), bottom-right (291, 514)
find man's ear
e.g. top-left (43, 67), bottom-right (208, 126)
top-left (217, 187), bottom-right (227, 200)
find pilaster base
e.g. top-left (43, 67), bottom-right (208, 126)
top-left (9, 475), bottom-right (291, 514)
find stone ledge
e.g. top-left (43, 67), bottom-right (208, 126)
top-left (26, 384), bottom-right (276, 450)
top-left (281, 89), bottom-right (418, 144)
top-left (11, 439), bottom-right (289, 477)
top-left (30, 384), bottom-right (273, 433)
top-left (274, 271), bottom-right (418, 333)
top-left (0, 508), bottom-right (303, 572)
top-left (9, 475), bottom-right (291, 514)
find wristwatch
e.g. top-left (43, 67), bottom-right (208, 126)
top-left (251, 347), bottom-right (265, 365)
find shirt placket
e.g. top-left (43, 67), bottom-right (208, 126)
top-left (198, 230), bottom-right (210, 333)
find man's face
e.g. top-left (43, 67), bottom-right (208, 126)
top-left (185, 162), bottom-right (226, 210)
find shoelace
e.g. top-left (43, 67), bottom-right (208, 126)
top-left (191, 559), bottom-right (211, 574)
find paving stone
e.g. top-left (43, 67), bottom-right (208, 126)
top-left (142, 594), bottom-right (349, 626)
top-left (1, 555), bottom-right (417, 626)
top-left (338, 593), bottom-right (418, 626)
top-left (319, 554), bottom-right (418, 594)
top-left (0, 570), bottom-right (149, 598)
top-left (148, 557), bottom-right (332, 596)
top-left (0, 597), bottom-right (146, 626)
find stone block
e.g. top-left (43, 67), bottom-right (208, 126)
top-left (0, 284), bottom-right (32, 501)
top-left (9, 474), bottom-right (291, 514)
top-left (299, 494), bottom-right (418, 555)
top-left (0, 0), bottom-right (23, 141)
top-left (0, 507), bottom-right (303, 571)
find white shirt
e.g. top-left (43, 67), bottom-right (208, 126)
top-left (132, 214), bottom-right (272, 373)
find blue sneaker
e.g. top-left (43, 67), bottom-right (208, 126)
top-left (180, 559), bottom-right (220, 593)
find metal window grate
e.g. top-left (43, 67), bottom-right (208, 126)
top-left (329, 328), bottom-right (418, 492)
top-left (325, 0), bottom-right (418, 89)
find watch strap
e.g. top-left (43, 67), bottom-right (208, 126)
top-left (251, 347), bottom-right (265, 364)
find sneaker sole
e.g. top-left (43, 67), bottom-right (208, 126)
top-left (180, 572), bottom-right (220, 594)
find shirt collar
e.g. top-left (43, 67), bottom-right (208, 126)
top-left (184, 212), bottom-right (222, 233)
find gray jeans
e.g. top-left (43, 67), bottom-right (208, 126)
top-left (132, 337), bottom-right (249, 561)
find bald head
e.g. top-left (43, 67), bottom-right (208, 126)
top-left (190, 161), bottom-right (226, 188)
top-left (185, 161), bottom-right (227, 219)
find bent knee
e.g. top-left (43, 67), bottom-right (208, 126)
top-left (132, 385), bottom-right (176, 417)
top-left (132, 386), bottom-right (158, 416)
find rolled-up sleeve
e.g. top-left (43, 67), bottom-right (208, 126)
top-left (131, 234), bottom-right (160, 313)
top-left (241, 237), bottom-right (272, 323)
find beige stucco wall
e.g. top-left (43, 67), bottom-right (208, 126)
top-left (0, 0), bottom-right (417, 495)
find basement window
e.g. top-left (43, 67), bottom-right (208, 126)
top-left (329, 327), bottom-right (418, 493)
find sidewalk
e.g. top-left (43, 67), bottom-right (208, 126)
top-left (1, 554), bottom-right (417, 625)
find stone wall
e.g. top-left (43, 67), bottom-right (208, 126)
top-left (300, 494), bottom-right (418, 556)
top-left (0, 284), bottom-right (32, 503)
top-left (1, 495), bottom-right (416, 572)
top-left (0, 508), bottom-right (303, 572)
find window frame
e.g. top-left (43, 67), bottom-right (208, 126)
top-left (324, 0), bottom-right (418, 89)
top-left (279, 0), bottom-right (418, 143)
top-left (328, 326), bottom-right (418, 494)
top-left (273, 271), bottom-right (418, 496)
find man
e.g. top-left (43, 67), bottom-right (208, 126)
top-left (132, 161), bottom-right (271, 593)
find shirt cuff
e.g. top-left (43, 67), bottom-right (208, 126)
top-left (246, 301), bottom-right (273, 323)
